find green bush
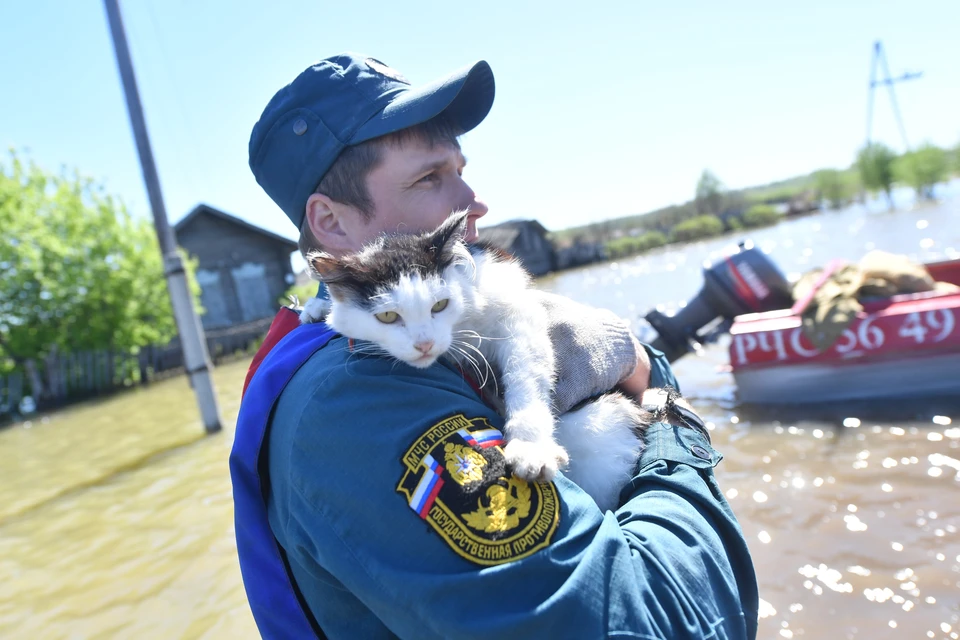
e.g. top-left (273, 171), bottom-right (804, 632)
top-left (605, 231), bottom-right (668, 258)
top-left (281, 280), bottom-right (320, 307)
top-left (669, 215), bottom-right (724, 243)
top-left (741, 204), bottom-right (782, 228)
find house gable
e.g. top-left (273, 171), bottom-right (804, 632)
top-left (174, 205), bottom-right (298, 328)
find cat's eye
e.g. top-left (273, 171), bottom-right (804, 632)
top-left (431, 299), bottom-right (449, 313)
top-left (375, 310), bottom-right (400, 324)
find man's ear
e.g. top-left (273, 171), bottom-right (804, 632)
top-left (305, 192), bottom-right (353, 254)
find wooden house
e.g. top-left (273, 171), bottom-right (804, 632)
top-left (174, 204), bottom-right (298, 328)
top-left (477, 220), bottom-right (555, 276)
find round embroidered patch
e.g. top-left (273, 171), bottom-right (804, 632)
top-left (397, 414), bottom-right (560, 566)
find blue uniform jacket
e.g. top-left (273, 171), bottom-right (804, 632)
top-left (234, 316), bottom-right (760, 639)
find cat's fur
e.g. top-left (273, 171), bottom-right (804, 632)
top-left (302, 212), bottom-right (650, 511)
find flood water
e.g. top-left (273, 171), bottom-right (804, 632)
top-left (2, 183), bottom-right (959, 639)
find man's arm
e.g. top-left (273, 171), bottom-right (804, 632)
top-left (267, 341), bottom-right (757, 640)
top-left (532, 291), bottom-right (658, 412)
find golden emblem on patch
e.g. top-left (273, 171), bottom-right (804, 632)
top-left (365, 58), bottom-right (410, 84)
top-left (397, 414), bottom-right (560, 566)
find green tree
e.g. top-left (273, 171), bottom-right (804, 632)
top-left (895, 144), bottom-right (949, 200)
top-left (856, 142), bottom-right (897, 208)
top-left (741, 204), bottom-right (782, 228)
top-left (695, 170), bottom-right (725, 216)
top-left (670, 215), bottom-right (724, 243)
top-left (813, 169), bottom-right (851, 209)
top-left (0, 152), bottom-right (198, 381)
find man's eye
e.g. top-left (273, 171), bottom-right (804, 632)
top-left (375, 311), bottom-right (400, 324)
top-left (418, 173), bottom-right (439, 184)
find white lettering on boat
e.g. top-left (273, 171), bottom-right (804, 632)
top-left (898, 310), bottom-right (955, 344)
top-left (733, 308), bottom-right (957, 366)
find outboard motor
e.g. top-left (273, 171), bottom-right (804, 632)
top-left (645, 240), bottom-right (794, 362)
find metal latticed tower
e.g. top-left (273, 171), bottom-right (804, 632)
top-left (866, 40), bottom-right (922, 150)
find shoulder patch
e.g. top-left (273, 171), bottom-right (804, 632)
top-left (397, 414), bottom-right (560, 566)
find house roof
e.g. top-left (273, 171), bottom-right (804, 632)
top-left (174, 204), bottom-right (298, 250)
top-left (477, 219), bottom-right (549, 250)
top-left (478, 225), bottom-right (522, 249)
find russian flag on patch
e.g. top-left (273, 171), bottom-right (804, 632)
top-left (408, 454), bottom-right (445, 519)
top-left (458, 427), bottom-right (504, 449)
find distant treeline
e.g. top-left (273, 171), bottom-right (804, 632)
top-left (552, 140), bottom-right (960, 260)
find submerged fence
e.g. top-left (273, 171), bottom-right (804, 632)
top-left (0, 316), bottom-right (274, 422)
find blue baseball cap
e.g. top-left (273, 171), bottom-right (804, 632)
top-left (249, 53), bottom-right (495, 229)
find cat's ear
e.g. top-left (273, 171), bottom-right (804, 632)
top-left (429, 211), bottom-right (471, 268)
top-left (433, 210), bottom-right (470, 247)
top-left (430, 212), bottom-right (476, 277)
top-left (307, 251), bottom-right (347, 284)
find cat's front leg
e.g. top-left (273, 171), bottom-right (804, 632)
top-left (481, 303), bottom-right (567, 482)
top-left (501, 400), bottom-right (569, 482)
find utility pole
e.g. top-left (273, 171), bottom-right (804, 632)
top-left (103, 0), bottom-right (222, 433)
top-left (866, 40), bottom-right (922, 150)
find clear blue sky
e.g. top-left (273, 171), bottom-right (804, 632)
top-left (3, 0), bottom-right (958, 242)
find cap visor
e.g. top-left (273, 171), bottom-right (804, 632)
top-left (351, 61), bottom-right (494, 143)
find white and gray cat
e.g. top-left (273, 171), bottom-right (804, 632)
top-left (301, 212), bottom-right (650, 511)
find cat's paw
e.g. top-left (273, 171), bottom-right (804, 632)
top-left (502, 405), bottom-right (555, 442)
top-left (503, 438), bottom-right (569, 483)
top-left (300, 297), bottom-right (330, 324)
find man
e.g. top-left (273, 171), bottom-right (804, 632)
top-left (232, 53), bottom-right (758, 639)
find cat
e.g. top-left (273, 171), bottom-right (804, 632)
top-left (301, 212), bottom-right (650, 511)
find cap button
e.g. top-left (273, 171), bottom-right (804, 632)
top-left (691, 444), bottom-right (712, 461)
top-left (292, 118), bottom-right (308, 136)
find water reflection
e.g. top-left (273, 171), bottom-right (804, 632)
top-left (0, 361), bottom-right (257, 639)
top-left (703, 404), bottom-right (960, 639)
top-left (540, 187), bottom-right (960, 638)
top-left (1, 190), bottom-right (958, 638)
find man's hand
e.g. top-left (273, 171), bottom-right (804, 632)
top-left (617, 335), bottom-right (652, 401)
top-left (533, 291), bottom-right (647, 414)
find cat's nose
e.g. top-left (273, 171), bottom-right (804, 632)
top-left (414, 340), bottom-right (434, 354)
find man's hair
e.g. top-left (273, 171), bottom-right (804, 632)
top-left (298, 115), bottom-right (463, 257)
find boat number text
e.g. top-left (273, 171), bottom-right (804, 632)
top-left (733, 308), bottom-right (956, 364)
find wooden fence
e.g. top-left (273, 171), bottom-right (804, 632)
top-left (0, 316), bottom-right (274, 422)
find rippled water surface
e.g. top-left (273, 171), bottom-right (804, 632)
top-left (1, 186), bottom-right (958, 639)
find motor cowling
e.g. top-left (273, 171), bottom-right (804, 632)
top-left (645, 241), bottom-right (793, 362)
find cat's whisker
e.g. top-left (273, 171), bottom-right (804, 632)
top-left (449, 345), bottom-right (488, 388)
top-left (448, 343), bottom-right (484, 381)
top-left (454, 329), bottom-right (508, 342)
top-left (453, 340), bottom-right (498, 395)
top-left (448, 342), bottom-right (479, 371)
top-left (329, 342), bottom-right (392, 366)
top-left (453, 338), bottom-right (492, 366)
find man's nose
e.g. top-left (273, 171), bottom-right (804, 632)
top-left (457, 178), bottom-right (488, 218)
top-left (414, 340), bottom-right (434, 354)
